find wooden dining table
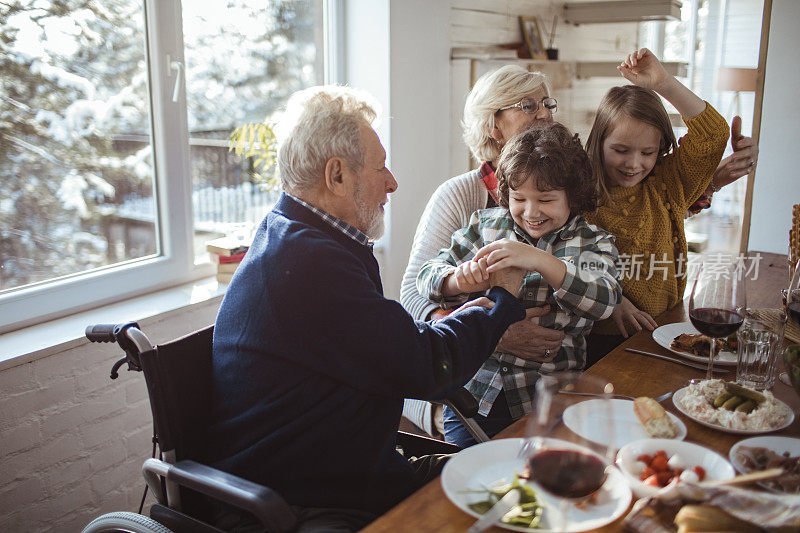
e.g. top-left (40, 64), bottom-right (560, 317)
top-left (363, 252), bottom-right (799, 532)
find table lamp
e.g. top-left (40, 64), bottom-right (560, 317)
top-left (717, 67), bottom-right (757, 118)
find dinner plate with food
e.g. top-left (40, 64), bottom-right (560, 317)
top-left (562, 398), bottom-right (687, 449)
top-left (652, 322), bottom-right (738, 365)
top-left (729, 436), bottom-right (800, 494)
top-left (672, 379), bottom-right (794, 434)
top-left (441, 438), bottom-right (631, 532)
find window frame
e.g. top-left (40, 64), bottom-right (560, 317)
top-left (0, 0), bottom-right (338, 334)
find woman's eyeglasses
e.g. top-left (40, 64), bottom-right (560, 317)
top-left (498, 97), bottom-right (558, 115)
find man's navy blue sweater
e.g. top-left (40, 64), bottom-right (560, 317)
top-left (207, 193), bottom-right (524, 514)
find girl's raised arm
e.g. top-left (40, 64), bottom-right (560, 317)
top-left (618, 48), bottom-right (705, 120)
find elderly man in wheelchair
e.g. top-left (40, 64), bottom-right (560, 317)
top-left (82, 85), bottom-right (525, 533)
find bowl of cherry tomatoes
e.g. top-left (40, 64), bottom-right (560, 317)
top-left (616, 438), bottom-right (735, 498)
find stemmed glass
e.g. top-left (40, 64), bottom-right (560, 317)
top-left (520, 372), bottom-right (615, 531)
top-left (688, 259), bottom-right (747, 380)
top-left (780, 261), bottom-right (800, 387)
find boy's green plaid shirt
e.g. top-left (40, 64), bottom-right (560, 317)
top-left (417, 207), bottom-right (622, 418)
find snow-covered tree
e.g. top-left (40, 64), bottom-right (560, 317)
top-left (1, 0), bottom-right (319, 290)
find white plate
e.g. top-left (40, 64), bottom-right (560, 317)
top-left (672, 386), bottom-right (795, 434)
top-left (441, 438), bottom-right (632, 532)
top-left (562, 399), bottom-right (687, 449)
top-left (729, 436), bottom-right (800, 493)
top-left (652, 322), bottom-right (738, 366)
top-left (617, 438), bottom-right (735, 498)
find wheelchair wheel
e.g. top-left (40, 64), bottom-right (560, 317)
top-left (81, 511), bottom-right (174, 533)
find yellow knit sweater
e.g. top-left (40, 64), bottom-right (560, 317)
top-left (585, 103), bottom-right (729, 335)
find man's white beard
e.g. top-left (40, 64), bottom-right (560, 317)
top-left (354, 185), bottom-right (385, 241)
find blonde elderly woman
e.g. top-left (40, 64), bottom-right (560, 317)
top-left (399, 65), bottom-right (565, 445)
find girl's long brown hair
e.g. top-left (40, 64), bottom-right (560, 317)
top-left (585, 85), bottom-right (677, 203)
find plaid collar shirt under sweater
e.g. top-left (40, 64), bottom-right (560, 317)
top-left (286, 193), bottom-right (372, 248)
top-left (417, 208), bottom-right (622, 418)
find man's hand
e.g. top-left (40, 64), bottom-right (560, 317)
top-left (709, 116), bottom-right (759, 193)
top-left (611, 296), bottom-right (658, 338)
top-left (452, 296), bottom-right (494, 313)
top-left (495, 306), bottom-right (564, 362)
top-left (488, 265), bottom-right (526, 296)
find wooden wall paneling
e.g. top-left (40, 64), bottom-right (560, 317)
top-left (448, 0), bottom-right (650, 174)
top-left (451, 0), bottom-right (558, 47)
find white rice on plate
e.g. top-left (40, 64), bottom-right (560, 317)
top-left (677, 379), bottom-right (791, 431)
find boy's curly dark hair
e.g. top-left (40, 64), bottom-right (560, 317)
top-left (497, 123), bottom-right (598, 215)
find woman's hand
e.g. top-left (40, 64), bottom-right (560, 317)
top-left (617, 48), bottom-right (670, 92)
top-left (443, 257), bottom-right (491, 295)
top-left (611, 296), bottom-right (658, 338)
top-left (496, 306), bottom-right (564, 362)
top-left (708, 116), bottom-right (759, 194)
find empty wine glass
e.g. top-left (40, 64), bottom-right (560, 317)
top-left (688, 259), bottom-right (747, 380)
top-left (520, 372), bottom-right (615, 531)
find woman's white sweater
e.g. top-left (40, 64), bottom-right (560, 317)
top-left (399, 168), bottom-right (489, 320)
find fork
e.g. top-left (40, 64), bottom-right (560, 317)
top-left (557, 390), bottom-right (673, 403)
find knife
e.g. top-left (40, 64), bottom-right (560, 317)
top-left (466, 488), bottom-right (520, 533)
top-left (625, 348), bottom-right (729, 373)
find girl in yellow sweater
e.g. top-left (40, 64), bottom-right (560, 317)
top-left (584, 48), bottom-right (729, 364)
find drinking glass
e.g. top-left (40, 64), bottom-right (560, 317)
top-left (736, 310), bottom-right (785, 390)
top-left (689, 260), bottom-right (747, 380)
top-left (787, 260), bottom-right (800, 326)
top-left (520, 372), bottom-right (615, 531)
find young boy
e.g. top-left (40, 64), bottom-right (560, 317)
top-left (417, 123), bottom-right (622, 446)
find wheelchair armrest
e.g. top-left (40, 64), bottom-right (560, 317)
top-left (440, 388), bottom-right (490, 444)
top-left (149, 459), bottom-right (296, 532)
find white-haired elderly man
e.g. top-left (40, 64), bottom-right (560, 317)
top-left (207, 86), bottom-right (525, 532)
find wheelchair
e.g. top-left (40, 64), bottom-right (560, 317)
top-left (80, 322), bottom-right (483, 532)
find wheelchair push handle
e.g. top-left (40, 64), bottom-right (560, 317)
top-left (85, 324), bottom-right (122, 343)
top-left (85, 322), bottom-right (154, 379)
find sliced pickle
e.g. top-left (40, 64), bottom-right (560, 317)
top-left (713, 392), bottom-right (734, 408)
top-left (721, 395), bottom-right (745, 410)
top-left (723, 382), bottom-right (766, 403)
top-left (735, 400), bottom-right (757, 413)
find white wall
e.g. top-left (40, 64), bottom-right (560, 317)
top-left (344, 0), bottom-right (451, 299)
top-left (747, 0), bottom-right (800, 254)
top-left (0, 300), bottom-right (220, 532)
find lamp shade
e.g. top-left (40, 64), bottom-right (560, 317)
top-left (717, 67), bottom-right (758, 92)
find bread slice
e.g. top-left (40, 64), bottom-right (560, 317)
top-left (674, 505), bottom-right (761, 532)
top-left (634, 397), bottom-right (678, 438)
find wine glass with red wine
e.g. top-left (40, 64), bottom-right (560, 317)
top-left (688, 260), bottom-right (747, 380)
top-left (521, 372), bottom-right (615, 530)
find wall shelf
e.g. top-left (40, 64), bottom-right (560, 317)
top-left (563, 0), bottom-right (682, 25)
top-left (450, 53), bottom-right (688, 84)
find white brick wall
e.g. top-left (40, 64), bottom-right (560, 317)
top-left (0, 299), bottom-right (220, 532)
